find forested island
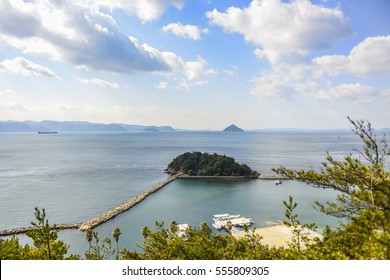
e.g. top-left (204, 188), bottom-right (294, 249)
top-left (166, 152), bottom-right (259, 177)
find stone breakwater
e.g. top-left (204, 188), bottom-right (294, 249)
top-left (78, 173), bottom-right (181, 231)
top-left (0, 174), bottom-right (180, 236)
top-left (0, 223), bottom-right (81, 236)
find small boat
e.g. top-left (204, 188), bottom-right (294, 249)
top-left (212, 214), bottom-right (254, 230)
top-left (274, 180), bottom-right (282, 185)
top-left (213, 213), bottom-right (240, 222)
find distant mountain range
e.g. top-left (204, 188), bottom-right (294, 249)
top-left (1, 120), bottom-right (389, 133)
top-left (0, 121), bottom-right (176, 132)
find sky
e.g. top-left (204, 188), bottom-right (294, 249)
top-left (0, 0), bottom-right (389, 130)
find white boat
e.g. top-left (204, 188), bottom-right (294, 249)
top-left (274, 180), bottom-right (282, 185)
top-left (213, 213), bottom-right (240, 222)
top-left (212, 215), bottom-right (253, 230)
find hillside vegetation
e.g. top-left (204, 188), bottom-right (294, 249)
top-left (166, 152), bottom-right (259, 177)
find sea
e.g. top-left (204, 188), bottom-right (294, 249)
top-left (0, 130), bottom-right (361, 256)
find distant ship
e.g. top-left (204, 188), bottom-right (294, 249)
top-left (37, 131), bottom-right (58, 134)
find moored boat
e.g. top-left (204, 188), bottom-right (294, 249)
top-left (213, 213), bottom-right (240, 222)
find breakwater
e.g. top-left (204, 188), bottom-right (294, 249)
top-left (0, 174), bottom-right (180, 236)
top-left (0, 223), bottom-right (81, 237)
top-left (78, 173), bottom-right (181, 231)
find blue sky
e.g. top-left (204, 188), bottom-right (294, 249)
top-left (0, 0), bottom-right (389, 130)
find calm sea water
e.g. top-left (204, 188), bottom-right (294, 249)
top-left (0, 131), bottom-right (360, 255)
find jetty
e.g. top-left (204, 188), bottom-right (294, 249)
top-left (0, 174), bottom-right (180, 236)
top-left (78, 173), bottom-right (181, 231)
top-left (0, 223), bottom-right (81, 237)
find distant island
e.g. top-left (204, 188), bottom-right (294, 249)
top-left (0, 121), bottom-right (176, 133)
top-left (223, 124), bottom-right (244, 132)
top-left (166, 152), bottom-right (259, 178)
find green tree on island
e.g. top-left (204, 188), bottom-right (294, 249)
top-left (166, 152), bottom-right (259, 177)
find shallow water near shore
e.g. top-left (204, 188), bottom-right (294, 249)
top-left (0, 131), bottom-right (359, 256)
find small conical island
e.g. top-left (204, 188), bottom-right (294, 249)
top-left (166, 151), bottom-right (259, 178)
top-left (223, 124), bottom-right (244, 132)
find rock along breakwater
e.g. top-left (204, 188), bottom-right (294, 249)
top-left (78, 173), bottom-right (181, 231)
top-left (0, 174), bottom-right (180, 236)
top-left (0, 223), bottom-right (81, 237)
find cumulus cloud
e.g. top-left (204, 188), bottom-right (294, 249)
top-left (0, 0), bottom-right (182, 75)
top-left (184, 56), bottom-right (217, 81)
top-left (78, 78), bottom-right (120, 89)
top-left (314, 83), bottom-right (380, 103)
top-left (82, 0), bottom-right (184, 22)
top-left (0, 57), bottom-right (58, 78)
top-left (314, 36), bottom-right (390, 76)
top-left (161, 22), bottom-right (208, 40)
top-left (207, 0), bottom-right (352, 64)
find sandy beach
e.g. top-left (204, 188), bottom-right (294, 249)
top-left (232, 224), bottom-right (322, 248)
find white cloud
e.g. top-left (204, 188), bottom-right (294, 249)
top-left (223, 66), bottom-right (238, 77)
top-left (184, 56), bottom-right (217, 81)
top-left (161, 22), bottom-right (208, 40)
top-left (314, 83), bottom-right (380, 103)
top-left (0, 0), bottom-right (181, 75)
top-left (314, 36), bottom-right (390, 76)
top-left (156, 81), bottom-right (170, 90)
top-left (207, 0), bottom-right (352, 64)
top-left (0, 57), bottom-right (58, 78)
top-left (83, 0), bottom-right (185, 22)
top-left (0, 0), bottom-right (218, 91)
top-left (78, 78), bottom-right (119, 89)
top-left (0, 101), bottom-right (29, 112)
top-left (251, 69), bottom-right (298, 99)
top-left (381, 89), bottom-right (390, 103)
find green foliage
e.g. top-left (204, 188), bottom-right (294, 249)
top-left (273, 118), bottom-right (390, 259)
top-left (120, 221), bottom-right (284, 260)
top-left (84, 230), bottom-right (115, 260)
top-left (112, 227), bottom-right (121, 260)
top-left (0, 207), bottom-right (80, 260)
top-left (0, 237), bottom-right (37, 260)
top-left (283, 196), bottom-right (317, 256)
top-left (167, 152), bottom-right (259, 177)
